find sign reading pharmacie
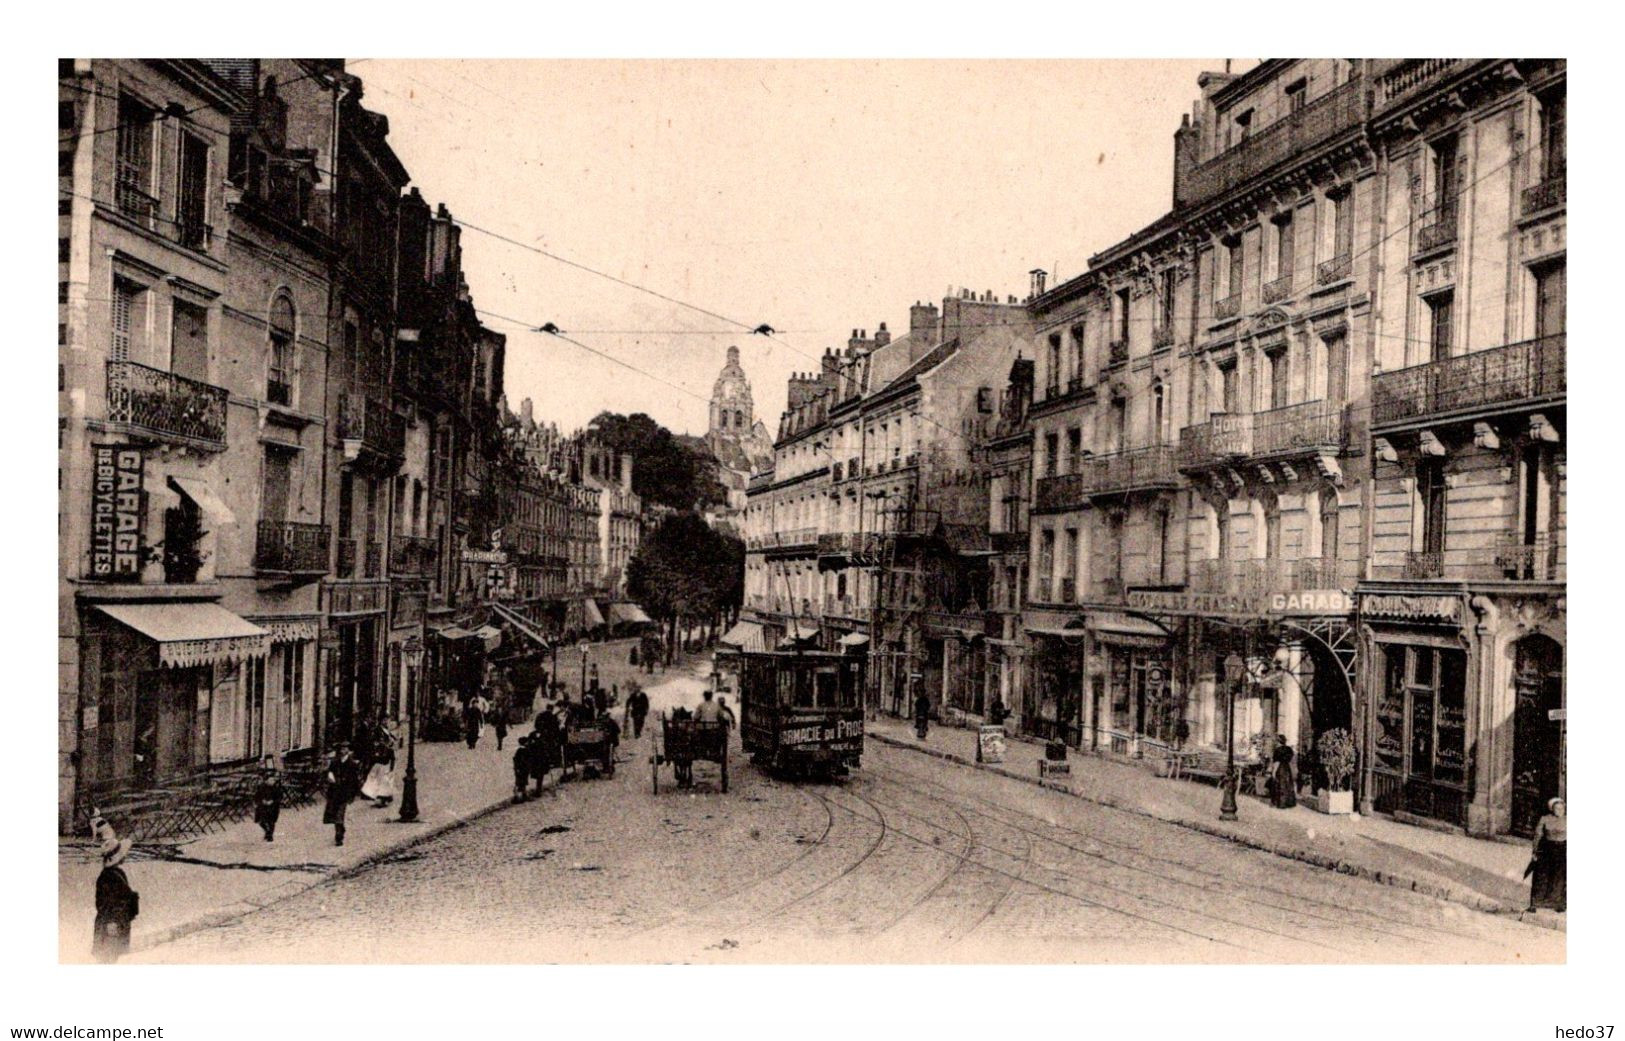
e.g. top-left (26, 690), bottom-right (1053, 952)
top-left (1127, 587), bottom-right (1353, 617)
top-left (90, 444), bottom-right (144, 581)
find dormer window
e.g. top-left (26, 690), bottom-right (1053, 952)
top-left (1234, 108), bottom-right (1254, 144)
top-left (1285, 78), bottom-right (1308, 113)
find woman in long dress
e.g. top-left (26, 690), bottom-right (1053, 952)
top-left (1527, 797), bottom-right (1566, 913)
top-left (1269, 735), bottom-right (1297, 809)
top-left (361, 726), bottom-right (396, 807)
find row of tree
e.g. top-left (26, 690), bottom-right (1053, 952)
top-left (626, 511), bottom-right (744, 660)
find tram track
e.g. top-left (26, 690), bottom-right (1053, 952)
top-left (867, 756), bottom-right (1486, 949)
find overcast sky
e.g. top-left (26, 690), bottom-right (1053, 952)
top-left (358, 59), bottom-right (1253, 436)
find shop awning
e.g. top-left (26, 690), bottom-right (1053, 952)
top-left (1026, 625), bottom-right (1088, 638)
top-left (95, 602), bottom-right (268, 669)
top-left (718, 620), bottom-right (766, 652)
top-left (1087, 611), bottom-right (1171, 642)
top-left (474, 624), bottom-right (503, 652)
top-left (432, 625), bottom-right (478, 642)
top-left (607, 602), bottom-right (654, 626)
top-left (168, 476), bottom-right (236, 525)
top-left (490, 603), bottom-right (550, 650)
top-left (838, 632), bottom-right (870, 648)
top-left (582, 598), bottom-right (605, 629)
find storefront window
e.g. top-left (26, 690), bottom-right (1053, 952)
top-left (1376, 642), bottom-right (1469, 821)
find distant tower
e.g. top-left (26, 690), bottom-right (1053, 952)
top-left (709, 345), bottom-right (755, 440)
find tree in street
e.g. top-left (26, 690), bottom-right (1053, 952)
top-left (586, 412), bottom-right (727, 512)
top-left (626, 512), bottom-right (743, 661)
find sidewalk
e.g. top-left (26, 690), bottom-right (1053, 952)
top-left (868, 717), bottom-right (1563, 931)
top-left (58, 640), bottom-right (706, 963)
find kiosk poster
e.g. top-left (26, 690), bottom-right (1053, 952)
top-left (90, 444), bottom-right (144, 580)
top-left (977, 724), bottom-right (1007, 764)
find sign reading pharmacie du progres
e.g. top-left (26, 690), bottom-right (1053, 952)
top-left (90, 444), bottom-right (144, 581)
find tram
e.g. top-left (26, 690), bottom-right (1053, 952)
top-left (735, 650), bottom-right (864, 778)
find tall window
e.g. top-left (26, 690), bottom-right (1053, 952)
top-left (170, 299), bottom-right (208, 383)
top-left (1234, 108), bottom-right (1253, 144)
top-left (1047, 333), bottom-right (1062, 392)
top-left (1151, 383), bottom-right (1166, 442)
top-left (1431, 134), bottom-right (1459, 221)
top-left (268, 295), bottom-right (295, 405)
top-left (1538, 90), bottom-right (1566, 184)
top-left (111, 276), bottom-right (142, 363)
top-left (1107, 512), bottom-right (1126, 586)
top-left (1061, 528), bottom-right (1077, 600)
top-left (1044, 433), bottom-right (1059, 477)
top-left (1111, 397), bottom-right (1128, 453)
top-left (1219, 361), bottom-right (1239, 414)
top-left (1158, 271), bottom-right (1175, 332)
top-left (1427, 291), bottom-right (1454, 363)
top-left (1319, 489), bottom-right (1340, 567)
top-left (1331, 191), bottom-right (1353, 261)
top-left (115, 94), bottom-right (154, 224)
top-left (1418, 458), bottom-right (1447, 557)
top-left (261, 447), bottom-right (292, 524)
top-left (1268, 348), bottom-right (1290, 410)
top-left (1115, 288), bottom-right (1131, 344)
top-left (1066, 428), bottom-right (1082, 473)
top-left (1155, 508), bottom-right (1171, 584)
top-left (1274, 211), bottom-right (1294, 284)
top-left (1038, 528), bottom-right (1056, 601)
top-left (1323, 332), bottom-right (1348, 404)
top-left (176, 132), bottom-right (209, 249)
top-left (1071, 324), bottom-right (1085, 378)
top-left (1263, 498), bottom-right (1282, 562)
top-left (1226, 238), bottom-right (1244, 299)
top-left (1534, 261), bottom-right (1566, 340)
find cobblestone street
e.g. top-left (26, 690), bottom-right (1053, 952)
top-left (133, 712), bottom-right (1563, 965)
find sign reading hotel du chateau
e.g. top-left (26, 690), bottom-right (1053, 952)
top-left (89, 444), bottom-right (143, 580)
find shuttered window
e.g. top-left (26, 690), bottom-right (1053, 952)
top-left (111, 277), bottom-right (138, 361)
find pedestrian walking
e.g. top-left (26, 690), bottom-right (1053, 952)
top-left (513, 734), bottom-right (532, 803)
top-left (462, 697), bottom-right (484, 750)
top-left (628, 685), bottom-right (649, 739)
top-left (323, 744), bottom-right (360, 847)
top-left (252, 757), bottom-right (283, 842)
top-left (717, 695), bottom-right (736, 731)
top-left (361, 733), bottom-right (396, 808)
top-left (914, 691), bottom-right (930, 741)
top-left (1526, 797), bottom-right (1567, 913)
top-left (1269, 735), bottom-right (1298, 809)
top-left (531, 713), bottom-right (562, 796)
top-left (492, 706), bottom-right (509, 751)
top-left (91, 825), bottom-right (138, 964)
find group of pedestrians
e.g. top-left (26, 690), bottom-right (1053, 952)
top-left (510, 681), bottom-right (627, 801)
top-left (318, 719), bottom-right (401, 847)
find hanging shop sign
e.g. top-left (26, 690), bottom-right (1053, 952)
top-left (1129, 590), bottom-right (1259, 615)
top-left (461, 549), bottom-right (508, 565)
top-left (1358, 593), bottom-right (1463, 624)
top-left (90, 444), bottom-right (144, 581)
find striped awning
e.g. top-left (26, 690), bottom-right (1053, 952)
top-left (607, 602), bottom-right (654, 626)
top-left (474, 625), bottom-right (503, 652)
top-left (95, 602), bottom-right (268, 669)
top-left (256, 618), bottom-right (319, 644)
top-left (718, 620), bottom-right (766, 652)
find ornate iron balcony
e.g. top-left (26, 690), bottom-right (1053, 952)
top-left (1152, 325), bottom-right (1175, 349)
top-left (104, 359), bottom-right (228, 450)
top-left (1213, 295), bottom-right (1241, 321)
top-left (1372, 334), bottom-right (1566, 429)
top-left (1493, 532), bottom-right (1563, 582)
top-left (1317, 254), bottom-right (1352, 286)
top-left (389, 534), bottom-right (439, 576)
top-left (1251, 400), bottom-right (1346, 457)
top-left (1521, 176), bottom-right (1566, 217)
top-left (1415, 206), bottom-right (1458, 254)
top-left (254, 521), bottom-right (330, 575)
top-left (338, 394), bottom-right (406, 464)
top-left (1403, 551), bottom-right (1445, 580)
top-left (1263, 275), bottom-right (1293, 304)
top-left (1107, 338), bottom-right (1130, 366)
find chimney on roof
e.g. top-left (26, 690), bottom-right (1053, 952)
top-left (1030, 269), bottom-right (1048, 298)
top-left (873, 321), bottom-right (891, 348)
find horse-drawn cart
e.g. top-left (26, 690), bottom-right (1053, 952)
top-left (562, 721), bottom-right (616, 779)
top-left (652, 714), bottom-right (728, 793)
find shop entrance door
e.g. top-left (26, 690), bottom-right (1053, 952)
top-left (1511, 634), bottom-right (1564, 837)
top-left (135, 668), bottom-right (200, 785)
top-left (1089, 675), bottom-right (1105, 750)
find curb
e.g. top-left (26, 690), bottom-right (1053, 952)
top-left (131, 791), bottom-right (521, 954)
top-left (869, 732), bottom-right (1565, 934)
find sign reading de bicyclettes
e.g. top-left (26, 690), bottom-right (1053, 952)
top-left (90, 445), bottom-right (144, 580)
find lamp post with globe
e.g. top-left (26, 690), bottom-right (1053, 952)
top-left (398, 635), bottom-right (424, 823)
top-left (1221, 651), bottom-right (1245, 821)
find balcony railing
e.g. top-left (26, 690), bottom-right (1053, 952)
top-left (334, 537), bottom-right (385, 579)
top-left (1058, 577), bottom-right (1077, 604)
top-left (105, 360), bottom-right (228, 449)
top-left (1152, 325), bottom-right (1175, 349)
top-left (1179, 412), bottom-right (1254, 468)
top-left (1376, 59), bottom-right (1462, 107)
top-left (1188, 557), bottom-right (1358, 596)
top-left (1067, 375), bottom-right (1086, 393)
top-left (1213, 295), bottom-right (1241, 321)
top-left (175, 215), bottom-right (212, 251)
top-left (389, 535), bottom-right (439, 576)
top-left (1521, 176), bottom-right (1565, 217)
top-left (338, 394), bottom-right (406, 463)
top-left (254, 521), bottom-right (330, 576)
top-left (1372, 334), bottom-right (1566, 428)
top-left (1317, 254), bottom-right (1352, 286)
top-left (1251, 400), bottom-right (1347, 457)
top-left (1036, 445), bottom-right (1180, 509)
top-left (1403, 551), bottom-right (1444, 580)
top-left (1178, 77), bottom-right (1368, 208)
top-left (1107, 339), bottom-right (1130, 366)
top-left (1262, 275), bottom-right (1293, 304)
top-left (1415, 205), bottom-right (1458, 254)
top-left (1493, 532), bottom-right (1563, 582)
top-left (990, 530), bottom-right (1029, 554)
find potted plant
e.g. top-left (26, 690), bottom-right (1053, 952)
top-left (1315, 728), bottom-right (1357, 815)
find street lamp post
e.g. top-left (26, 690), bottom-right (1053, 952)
top-left (1221, 651), bottom-right (1244, 821)
top-left (579, 639), bottom-right (589, 697)
top-left (398, 635), bottom-right (425, 823)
